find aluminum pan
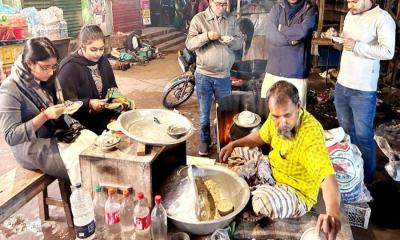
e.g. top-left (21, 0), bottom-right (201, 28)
top-left (162, 165), bottom-right (250, 235)
top-left (118, 109), bottom-right (193, 146)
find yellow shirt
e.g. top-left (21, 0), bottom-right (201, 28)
top-left (259, 109), bottom-right (335, 210)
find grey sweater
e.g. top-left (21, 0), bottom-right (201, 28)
top-left (186, 8), bottom-right (244, 78)
top-left (0, 59), bottom-right (69, 182)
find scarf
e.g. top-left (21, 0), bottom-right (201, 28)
top-left (10, 56), bottom-right (56, 110)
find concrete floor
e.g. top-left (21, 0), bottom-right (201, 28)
top-left (0, 53), bottom-right (399, 239)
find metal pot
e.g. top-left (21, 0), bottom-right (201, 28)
top-left (164, 165), bottom-right (250, 235)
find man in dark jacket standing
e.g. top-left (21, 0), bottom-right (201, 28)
top-left (261, 0), bottom-right (317, 107)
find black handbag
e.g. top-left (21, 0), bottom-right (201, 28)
top-left (55, 122), bottom-right (85, 143)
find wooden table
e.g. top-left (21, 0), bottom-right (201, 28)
top-left (79, 135), bottom-right (186, 206)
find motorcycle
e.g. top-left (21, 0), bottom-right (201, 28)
top-left (162, 48), bottom-right (267, 109)
top-left (162, 48), bottom-right (196, 109)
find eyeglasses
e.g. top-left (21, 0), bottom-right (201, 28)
top-left (214, 1), bottom-right (228, 7)
top-left (38, 63), bottom-right (59, 72)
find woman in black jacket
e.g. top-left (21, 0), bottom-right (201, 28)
top-left (58, 25), bottom-right (130, 134)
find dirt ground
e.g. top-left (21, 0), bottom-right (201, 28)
top-left (1, 53), bottom-right (400, 239)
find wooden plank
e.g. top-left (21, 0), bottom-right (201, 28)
top-left (58, 181), bottom-right (73, 228)
top-left (45, 197), bottom-right (64, 207)
top-left (0, 167), bottom-right (54, 223)
top-left (39, 189), bottom-right (50, 221)
top-left (136, 142), bottom-right (147, 156)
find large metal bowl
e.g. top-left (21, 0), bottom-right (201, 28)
top-left (118, 109), bottom-right (193, 145)
top-left (167, 165), bottom-right (250, 235)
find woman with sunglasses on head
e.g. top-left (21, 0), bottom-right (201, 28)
top-left (0, 37), bottom-right (94, 184)
top-left (58, 25), bottom-right (132, 135)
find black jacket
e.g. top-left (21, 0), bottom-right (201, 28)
top-left (57, 52), bottom-right (118, 134)
top-left (265, 0), bottom-right (317, 78)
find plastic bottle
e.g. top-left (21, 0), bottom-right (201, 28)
top-left (104, 188), bottom-right (121, 236)
top-left (93, 184), bottom-right (106, 235)
top-left (70, 183), bottom-right (96, 239)
top-left (60, 19), bottom-right (68, 38)
top-left (133, 192), bottom-right (151, 240)
top-left (120, 190), bottom-right (135, 239)
top-left (151, 195), bottom-right (167, 240)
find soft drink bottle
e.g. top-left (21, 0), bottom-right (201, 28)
top-left (93, 184), bottom-right (106, 235)
top-left (70, 183), bottom-right (96, 239)
top-left (120, 190), bottom-right (135, 239)
top-left (133, 192), bottom-right (151, 240)
top-left (151, 195), bottom-right (167, 240)
top-left (104, 188), bottom-right (121, 236)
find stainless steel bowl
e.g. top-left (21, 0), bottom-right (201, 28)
top-left (118, 109), bottom-right (193, 145)
top-left (168, 165), bottom-right (250, 235)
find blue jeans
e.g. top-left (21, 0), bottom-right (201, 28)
top-left (195, 72), bottom-right (231, 144)
top-left (334, 83), bottom-right (377, 183)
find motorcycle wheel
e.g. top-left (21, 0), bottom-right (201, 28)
top-left (162, 75), bottom-right (195, 109)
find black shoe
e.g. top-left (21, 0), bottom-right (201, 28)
top-left (198, 142), bottom-right (209, 156)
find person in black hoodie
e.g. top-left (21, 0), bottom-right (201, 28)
top-left (58, 25), bottom-right (127, 135)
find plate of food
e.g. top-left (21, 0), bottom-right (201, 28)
top-left (105, 102), bottom-right (122, 110)
top-left (94, 134), bottom-right (121, 150)
top-left (63, 101), bottom-right (83, 115)
top-left (331, 36), bottom-right (344, 44)
top-left (219, 35), bottom-right (234, 44)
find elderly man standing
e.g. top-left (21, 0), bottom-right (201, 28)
top-left (333, 0), bottom-right (395, 184)
top-left (261, 0), bottom-right (317, 107)
top-left (220, 81), bottom-right (341, 240)
top-left (186, 0), bottom-right (243, 156)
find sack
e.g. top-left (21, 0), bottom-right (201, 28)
top-left (55, 122), bottom-right (84, 143)
top-left (327, 139), bottom-right (372, 203)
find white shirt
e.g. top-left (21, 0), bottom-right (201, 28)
top-left (338, 6), bottom-right (395, 92)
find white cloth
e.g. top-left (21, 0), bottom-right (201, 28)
top-left (252, 184), bottom-right (307, 219)
top-left (261, 72), bottom-right (307, 107)
top-left (58, 129), bottom-right (97, 185)
top-left (338, 6), bottom-right (396, 91)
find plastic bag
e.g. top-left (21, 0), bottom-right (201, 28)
top-left (210, 229), bottom-right (230, 240)
top-left (375, 120), bottom-right (400, 182)
top-left (327, 138), bottom-right (372, 203)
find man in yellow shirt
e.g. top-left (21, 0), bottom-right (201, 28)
top-left (220, 81), bottom-right (341, 240)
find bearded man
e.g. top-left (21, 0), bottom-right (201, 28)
top-left (220, 81), bottom-right (341, 240)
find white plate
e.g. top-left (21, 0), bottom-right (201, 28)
top-left (107, 121), bottom-right (121, 131)
top-left (94, 135), bottom-right (121, 150)
top-left (300, 227), bottom-right (326, 240)
top-left (105, 102), bottom-right (122, 110)
top-left (331, 36), bottom-right (344, 44)
top-left (63, 101), bottom-right (83, 115)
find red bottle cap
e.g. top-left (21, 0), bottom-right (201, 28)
top-left (137, 191), bottom-right (144, 200)
top-left (108, 188), bottom-right (116, 196)
top-left (123, 190), bottom-right (130, 198)
top-left (155, 195), bottom-right (162, 205)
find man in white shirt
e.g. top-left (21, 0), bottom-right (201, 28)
top-left (334, 0), bottom-right (395, 183)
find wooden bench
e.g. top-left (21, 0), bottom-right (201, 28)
top-left (0, 166), bottom-right (73, 227)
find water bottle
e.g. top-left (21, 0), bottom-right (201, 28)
top-left (133, 192), bottom-right (151, 240)
top-left (93, 184), bottom-right (106, 235)
top-left (104, 188), bottom-right (121, 236)
top-left (151, 195), bottom-right (167, 240)
top-left (60, 19), bottom-right (68, 38)
top-left (120, 190), bottom-right (135, 239)
top-left (70, 183), bottom-right (96, 239)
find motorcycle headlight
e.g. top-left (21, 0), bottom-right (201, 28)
top-left (178, 56), bottom-right (188, 73)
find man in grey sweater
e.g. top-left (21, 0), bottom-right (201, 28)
top-left (186, 0), bottom-right (243, 156)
